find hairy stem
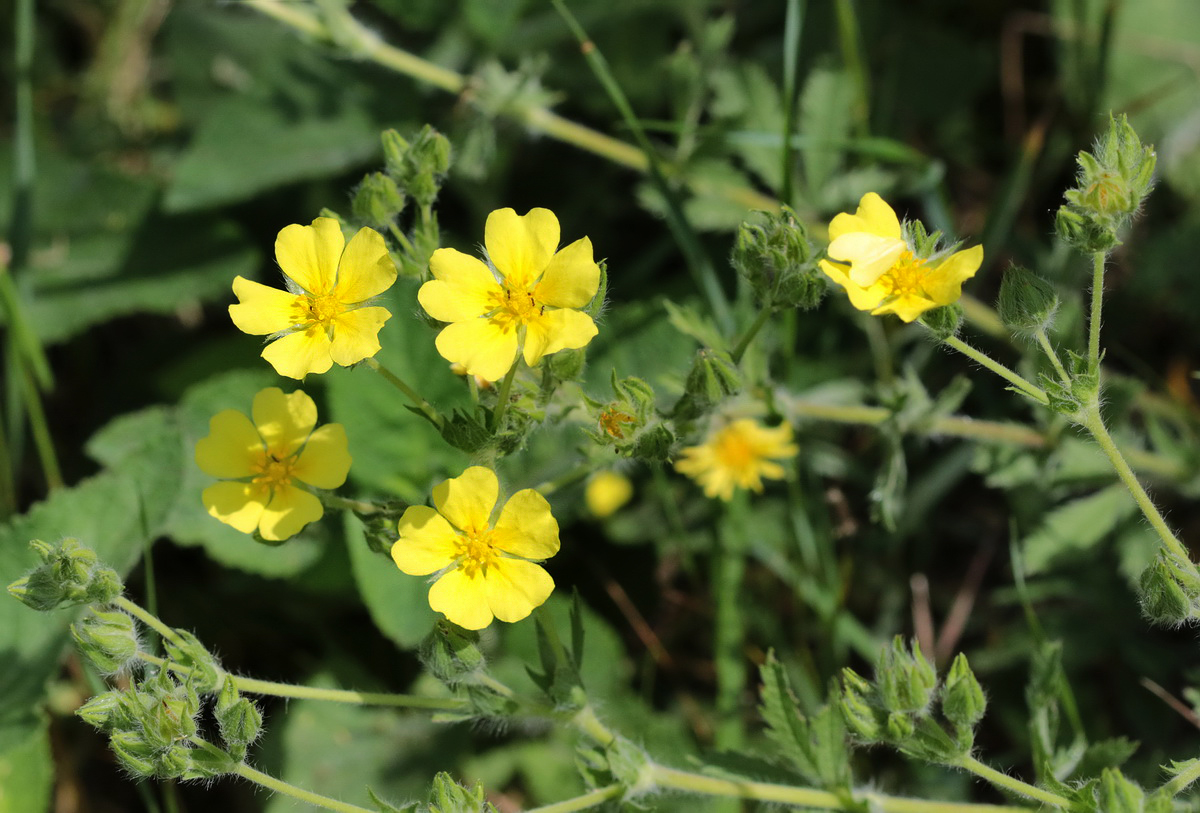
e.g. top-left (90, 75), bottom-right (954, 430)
top-left (942, 335), bottom-right (1049, 405)
top-left (956, 756), bottom-right (1070, 808)
top-left (1033, 328), bottom-right (1071, 386)
top-left (365, 358), bottom-right (443, 429)
top-left (1088, 251), bottom-right (1105, 373)
top-left (235, 762), bottom-right (375, 813)
top-left (526, 785), bottom-right (623, 813)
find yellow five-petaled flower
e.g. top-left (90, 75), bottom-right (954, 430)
top-left (195, 387), bottom-right (351, 542)
top-left (391, 466), bottom-right (559, 630)
top-left (230, 217), bottom-right (398, 379)
top-left (418, 207), bottom-right (601, 382)
top-left (819, 193), bottom-right (983, 323)
top-left (675, 418), bottom-right (797, 502)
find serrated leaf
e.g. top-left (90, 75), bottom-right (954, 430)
top-left (1022, 484), bottom-right (1137, 574)
top-left (757, 653), bottom-right (849, 789)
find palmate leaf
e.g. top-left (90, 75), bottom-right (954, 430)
top-left (757, 651), bottom-right (850, 790)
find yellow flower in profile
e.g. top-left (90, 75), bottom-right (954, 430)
top-left (230, 218), bottom-right (398, 379)
top-left (418, 208), bottom-right (601, 382)
top-left (391, 466), bottom-right (558, 630)
top-left (675, 419), bottom-right (797, 501)
top-left (194, 388), bottom-right (351, 542)
top-left (585, 471), bottom-right (633, 518)
top-left (819, 193), bottom-right (983, 323)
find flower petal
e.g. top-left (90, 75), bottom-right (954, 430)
top-left (252, 388), bottom-right (317, 457)
top-left (534, 237), bottom-right (599, 309)
top-left (229, 277), bottom-right (301, 335)
top-left (922, 244), bottom-right (983, 305)
top-left (275, 218), bottom-right (344, 296)
top-left (428, 567), bottom-right (493, 630)
top-left (873, 294), bottom-right (937, 323)
top-left (258, 483), bottom-right (324, 541)
top-left (260, 327), bottom-right (334, 380)
top-left (292, 424), bottom-right (351, 489)
top-left (329, 306), bottom-right (391, 366)
top-left (433, 466), bottom-right (499, 533)
top-left (523, 308), bottom-right (597, 367)
top-left (422, 249), bottom-right (501, 323)
top-left (492, 489), bottom-right (560, 560)
top-left (827, 233), bottom-right (907, 287)
top-left (484, 559), bottom-right (554, 624)
top-left (819, 260), bottom-right (888, 312)
top-left (195, 409), bottom-right (262, 478)
top-left (335, 227), bottom-right (397, 304)
top-left (854, 192), bottom-right (902, 239)
top-left (392, 506), bottom-right (460, 575)
top-left (485, 208), bottom-right (559, 287)
top-left (202, 481), bottom-right (267, 534)
top-left (434, 317), bottom-right (519, 382)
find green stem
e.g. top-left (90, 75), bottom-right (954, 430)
top-left (491, 363), bottom-right (519, 431)
top-left (1159, 755), bottom-right (1200, 797)
top-left (713, 500), bottom-right (747, 749)
top-left (321, 493), bottom-right (383, 515)
top-left (235, 762), bottom-right (375, 813)
top-left (116, 597), bottom-right (186, 648)
top-left (1033, 328), bottom-right (1071, 385)
top-left (833, 0), bottom-right (870, 136)
top-left (942, 335), bottom-right (1049, 405)
top-left (1078, 402), bottom-right (1190, 564)
top-left (571, 704), bottom-right (617, 747)
top-left (17, 360), bottom-right (63, 490)
top-left (956, 756), bottom-right (1070, 808)
top-left (365, 358), bottom-right (443, 429)
top-left (1088, 251), bottom-right (1105, 373)
top-left (387, 222), bottom-right (415, 256)
top-left (730, 307), bottom-right (773, 364)
top-left (525, 785), bottom-right (623, 813)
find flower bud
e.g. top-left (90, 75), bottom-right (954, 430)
top-left (876, 637), bottom-right (936, 714)
top-left (381, 129), bottom-right (410, 177)
top-left (407, 171), bottom-right (439, 209)
top-left (585, 471), bottom-right (633, 518)
top-left (997, 266), bottom-right (1059, 335)
top-left (886, 710), bottom-right (915, 741)
top-left (71, 608), bottom-right (139, 673)
top-left (919, 303), bottom-right (964, 340)
top-left (676, 349), bottom-right (740, 420)
top-left (547, 347), bottom-right (586, 381)
top-left (631, 423), bottom-right (675, 463)
top-left (352, 172), bottom-right (406, 229)
top-left (1055, 205), bottom-right (1119, 253)
top-left (1140, 553), bottom-right (1200, 626)
top-left (839, 668), bottom-right (883, 742)
top-left (419, 621), bottom-right (485, 687)
top-left (109, 730), bottom-right (159, 777)
top-left (164, 630), bottom-right (222, 693)
top-left (427, 771), bottom-right (493, 813)
top-left (8, 538), bottom-right (123, 611)
top-left (1098, 768), bottom-right (1144, 813)
top-left (941, 653), bottom-right (987, 731)
top-left (76, 690), bottom-right (125, 731)
top-left (410, 125), bottom-right (453, 177)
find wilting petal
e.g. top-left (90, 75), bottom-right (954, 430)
top-left (202, 481), bottom-right (267, 534)
top-left (328, 306), bottom-right (391, 366)
top-left (229, 277), bottom-right (301, 335)
top-left (827, 233), bottom-right (907, 287)
top-left (392, 506), bottom-right (460, 575)
top-left (923, 245), bottom-right (983, 305)
top-left (275, 218), bottom-right (344, 296)
top-left (434, 318), bottom-right (519, 383)
top-left (261, 326), bottom-right (334, 380)
top-left (485, 208), bottom-right (559, 287)
top-left (258, 482), bottom-right (324, 541)
top-left (484, 559), bottom-right (554, 624)
top-left (433, 466), bottom-right (498, 533)
top-left (535, 237), bottom-right (599, 309)
top-left (335, 227), bottom-right (397, 304)
top-left (523, 308), bottom-right (597, 367)
top-left (252, 388), bottom-right (317, 457)
top-left (492, 489), bottom-right (560, 560)
top-left (428, 567), bottom-right (492, 630)
top-left (195, 410), bottom-right (262, 479)
top-left (292, 424), bottom-right (351, 489)
top-left (422, 249), bottom-right (501, 322)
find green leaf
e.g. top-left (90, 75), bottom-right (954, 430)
top-left (1022, 484), bottom-right (1137, 574)
top-left (344, 513), bottom-right (436, 650)
top-left (798, 66), bottom-right (855, 204)
top-left (661, 299), bottom-right (728, 354)
top-left (0, 719), bottom-right (52, 813)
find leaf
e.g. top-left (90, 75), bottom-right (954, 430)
top-left (661, 299), bottom-right (728, 354)
top-left (344, 513), bottom-right (436, 650)
top-left (798, 66), bottom-right (855, 204)
top-left (757, 652), bottom-right (850, 789)
top-left (1022, 484), bottom-right (1137, 574)
top-left (0, 720), bottom-right (51, 813)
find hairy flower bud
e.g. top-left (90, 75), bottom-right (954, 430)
top-left (352, 172), bottom-right (406, 229)
top-left (76, 690), bottom-right (125, 731)
top-left (419, 621), bottom-right (486, 686)
top-left (1098, 768), bottom-right (1145, 813)
top-left (731, 208), bottom-right (823, 309)
top-left (919, 303), bottom-right (964, 340)
top-left (215, 678), bottom-right (262, 758)
top-left (676, 349), bottom-right (741, 419)
top-left (997, 266), bottom-right (1059, 335)
top-left (71, 608), bottom-right (139, 673)
top-left (8, 539), bottom-right (124, 611)
top-left (840, 668), bottom-right (883, 742)
top-left (941, 653), bottom-right (987, 731)
top-left (1140, 553), bottom-right (1200, 626)
top-left (164, 630), bottom-right (222, 693)
top-left (876, 637), bottom-right (937, 715)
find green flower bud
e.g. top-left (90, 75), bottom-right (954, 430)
top-left (1055, 205), bottom-right (1120, 253)
top-left (352, 172), bottom-right (406, 229)
top-left (631, 423), bottom-right (675, 463)
top-left (547, 347), bottom-right (586, 381)
top-left (408, 171), bottom-right (439, 209)
top-left (381, 129), bottom-right (411, 177)
top-left (886, 710), bottom-right (915, 741)
top-left (919, 303), bottom-right (964, 340)
top-left (410, 125), bottom-right (453, 176)
top-left (997, 266), bottom-right (1059, 335)
top-left (217, 699), bottom-right (262, 755)
top-left (876, 637), bottom-right (936, 715)
top-left (184, 747), bottom-right (238, 780)
top-left (109, 730), bottom-right (159, 777)
top-left (839, 668), bottom-right (883, 742)
top-left (164, 630), bottom-right (222, 693)
top-left (731, 207), bottom-right (821, 309)
top-left (76, 690), bottom-right (125, 731)
top-left (1098, 768), bottom-right (1144, 813)
top-left (8, 539), bottom-right (123, 611)
top-left (1140, 553), bottom-right (1200, 626)
top-left (419, 621), bottom-right (486, 687)
top-left (941, 653), bottom-right (987, 731)
top-left (678, 349), bottom-right (741, 418)
top-left (71, 608), bottom-right (139, 673)
top-left (427, 772), bottom-right (495, 813)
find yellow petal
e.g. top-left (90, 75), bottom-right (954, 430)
top-left (260, 327), bottom-right (334, 380)
top-left (854, 192), bottom-right (902, 239)
top-left (522, 308), bottom-right (597, 367)
top-left (428, 567), bottom-right (493, 630)
top-left (820, 260), bottom-right (888, 312)
top-left (534, 237), bottom-right (599, 309)
top-left (329, 306), bottom-right (391, 366)
top-left (827, 233), bottom-right (906, 287)
top-left (485, 208), bottom-right (559, 286)
top-left (484, 559), bottom-right (554, 624)
top-left (335, 227), bottom-right (397, 304)
top-left (202, 481), bottom-right (267, 534)
top-left (492, 489), bottom-right (560, 560)
top-left (874, 294), bottom-right (936, 323)
top-left (252, 388), bottom-right (316, 457)
top-left (195, 410), bottom-right (262, 479)
top-left (433, 466), bottom-right (499, 533)
top-left (292, 424), bottom-right (351, 489)
top-left (258, 482), bottom-right (324, 541)
top-left (229, 277), bottom-right (301, 335)
top-left (434, 318), bottom-right (519, 382)
top-left (275, 218), bottom-right (344, 296)
top-left (422, 249), bottom-right (500, 322)
top-left (392, 506), bottom-right (459, 575)
top-left (923, 244), bottom-right (983, 305)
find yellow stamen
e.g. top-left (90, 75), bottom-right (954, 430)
top-left (881, 252), bottom-right (930, 299)
top-left (454, 526), bottom-right (498, 578)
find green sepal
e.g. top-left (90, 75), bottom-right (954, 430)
top-left (76, 690), bottom-right (125, 731)
top-left (426, 771), bottom-right (497, 813)
top-left (214, 678), bottom-right (262, 752)
top-left (1097, 768), bottom-right (1144, 813)
top-left (730, 207), bottom-right (823, 310)
top-left (875, 637), bottom-right (936, 715)
top-left (419, 621), bottom-right (486, 687)
top-left (368, 787), bottom-right (418, 813)
top-left (352, 172), bottom-right (406, 230)
top-left (182, 746), bottom-right (238, 780)
top-left (71, 607), bottom-right (139, 673)
top-left (941, 653), bottom-right (987, 735)
top-left (8, 538), bottom-right (124, 611)
top-left (163, 630), bottom-right (222, 692)
top-left (919, 303), bottom-right (964, 340)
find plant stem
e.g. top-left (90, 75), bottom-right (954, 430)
top-left (16, 360), bottom-right (62, 490)
top-left (571, 704), bottom-right (617, 747)
top-left (713, 501), bottom-right (747, 749)
top-left (1088, 251), bottom-right (1105, 372)
top-left (235, 763), bottom-right (375, 813)
top-left (779, 0), bottom-right (805, 206)
top-left (942, 335), bottom-right (1049, 405)
top-left (116, 597), bottom-right (187, 648)
top-left (956, 755), bottom-right (1070, 808)
top-left (364, 358), bottom-right (443, 429)
top-left (1033, 328), bottom-right (1071, 386)
top-left (526, 785), bottom-right (623, 813)
top-left (1159, 756), bottom-right (1200, 797)
top-left (731, 307), bottom-right (774, 364)
top-left (491, 363), bottom-right (519, 431)
top-left (321, 493), bottom-right (383, 515)
top-left (387, 222), bottom-right (415, 255)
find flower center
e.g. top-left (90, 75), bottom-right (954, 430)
top-left (454, 526), bottom-right (498, 578)
top-left (881, 252), bottom-right (929, 299)
top-left (714, 428), bottom-right (757, 472)
top-left (488, 282), bottom-right (544, 329)
top-left (252, 450), bottom-right (295, 491)
top-left (299, 292), bottom-right (346, 326)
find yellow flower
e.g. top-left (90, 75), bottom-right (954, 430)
top-left (585, 471), bottom-right (633, 518)
top-left (194, 388), bottom-right (351, 542)
top-left (391, 466), bottom-right (558, 630)
top-left (675, 419), bottom-right (797, 501)
top-left (418, 208), bottom-right (601, 382)
top-left (819, 193), bottom-right (983, 323)
top-left (230, 218), bottom-right (398, 379)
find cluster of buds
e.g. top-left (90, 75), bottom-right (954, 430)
top-left (584, 373), bottom-right (673, 462)
top-left (1055, 114), bottom-right (1156, 253)
top-left (840, 638), bottom-right (986, 761)
top-left (673, 348), bottom-right (741, 421)
top-left (8, 538), bottom-right (124, 611)
top-left (731, 206), bottom-right (825, 311)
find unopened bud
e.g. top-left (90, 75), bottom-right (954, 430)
top-left (876, 637), bottom-right (936, 714)
top-left (676, 349), bottom-right (740, 419)
top-left (585, 471), bottom-right (633, 518)
top-left (547, 347), bottom-right (586, 381)
top-left (1140, 553), bottom-right (1200, 626)
top-left (419, 621), bottom-right (485, 686)
top-left (110, 730), bottom-right (159, 777)
top-left (8, 539), bottom-right (123, 611)
top-left (997, 266), bottom-right (1059, 335)
top-left (381, 129), bottom-right (411, 177)
top-left (920, 303), bottom-right (964, 340)
top-left (71, 608), bottom-right (139, 673)
top-left (164, 630), bottom-right (222, 693)
top-left (352, 172), bottom-right (405, 229)
top-left (76, 690), bottom-right (125, 731)
top-left (1098, 768), bottom-right (1144, 813)
top-left (941, 653), bottom-right (986, 730)
top-left (632, 423), bottom-right (674, 463)
top-left (731, 208), bottom-right (820, 309)
top-left (840, 668), bottom-right (883, 742)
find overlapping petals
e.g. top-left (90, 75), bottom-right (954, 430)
top-left (194, 388), bottom-right (351, 542)
top-left (419, 208), bottom-right (601, 382)
top-left (230, 218), bottom-right (398, 379)
top-left (391, 466), bottom-right (559, 630)
top-left (675, 419), bottom-right (797, 502)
